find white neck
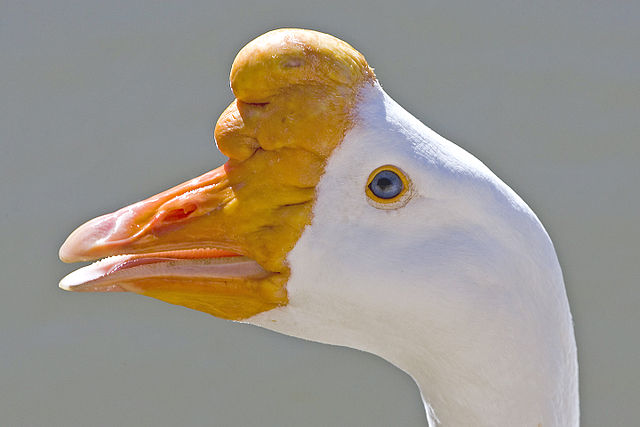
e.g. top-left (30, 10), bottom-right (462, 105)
top-left (383, 285), bottom-right (580, 426)
top-left (252, 262), bottom-right (579, 427)
top-left (252, 239), bottom-right (579, 426)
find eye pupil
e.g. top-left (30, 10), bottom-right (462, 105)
top-left (369, 170), bottom-right (403, 199)
top-left (377, 177), bottom-right (392, 190)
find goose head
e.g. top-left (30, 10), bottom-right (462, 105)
top-left (59, 29), bottom-right (579, 426)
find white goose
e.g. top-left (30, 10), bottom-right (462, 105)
top-left (59, 29), bottom-right (579, 426)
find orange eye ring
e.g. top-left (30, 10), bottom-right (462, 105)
top-left (365, 165), bottom-right (412, 209)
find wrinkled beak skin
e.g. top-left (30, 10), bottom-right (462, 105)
top-left (58, 29), bottom-right (376, 321)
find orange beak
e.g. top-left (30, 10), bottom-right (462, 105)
top-left (59, 163), bottom-right (289, 320)
top-left (60, 166), bottom-right (239, 263)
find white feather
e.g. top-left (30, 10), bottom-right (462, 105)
top-left (249, 82), bottom-right (579, 426)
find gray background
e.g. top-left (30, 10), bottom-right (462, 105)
top-left (2, 1), bottom-right (638, 426)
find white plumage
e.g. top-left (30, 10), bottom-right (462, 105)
top-left (250, 82), bottom-right (579, 426)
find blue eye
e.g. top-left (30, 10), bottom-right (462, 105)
top-left (366, 165), bottom-right (412, 209)
top-left (368, 170), bottom-right (404, 199)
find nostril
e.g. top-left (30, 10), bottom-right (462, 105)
top-left (162, 204), bottom-right (197, 223)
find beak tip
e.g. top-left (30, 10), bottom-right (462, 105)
top-left (59, 222), bottom-right (103, 263)
top-left (59, 212), bottom-right (123, 263)
top-left (59, 237), bottom-right (83, 263)
top-left (58, 264), bottom-right (129, 293)
top-left (58, 270), bottom-right (76, 291)
top-left (58, 244), bottom-right (72, 263)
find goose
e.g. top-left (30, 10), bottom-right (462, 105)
top-left (59, 29), bottom-right (579, 426)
